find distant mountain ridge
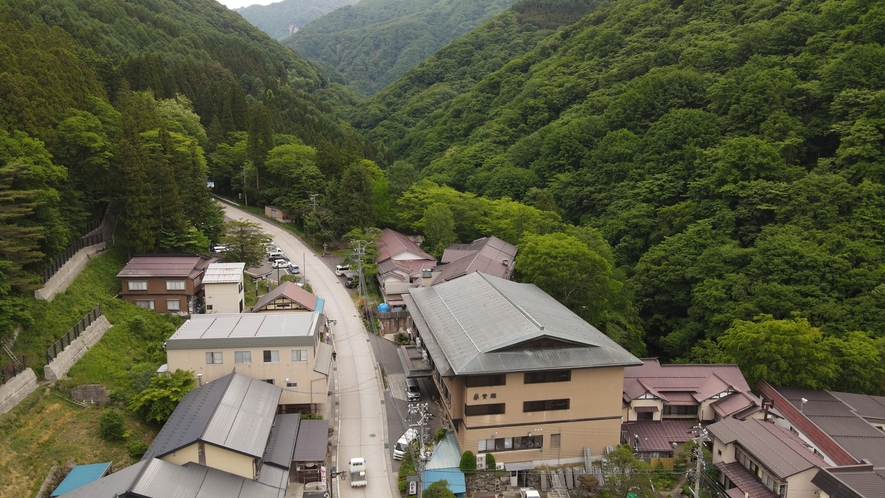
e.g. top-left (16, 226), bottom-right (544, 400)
top-left (235, 0), bottom-right (359, 40)
top-left (283, 0), bottom-right (519, 96)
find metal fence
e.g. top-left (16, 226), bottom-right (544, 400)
top-left (41, 232), bottom-right (105, 284)
top-left (45, 305), bottom-right (102, 365)
top-left (1, 355), bottom-right (26, 385)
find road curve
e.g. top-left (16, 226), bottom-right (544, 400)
top-left (219, 202), bottom-right (395, 498)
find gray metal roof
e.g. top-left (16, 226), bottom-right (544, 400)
top-left (60, 459), bottom-right (285, 498)
top-left (708, 418), bottom-right (827, 479)
top-left (774, 387), bottom-right (885, 466)
top-left (293, 419), bottom-right (329, 462)
top-left (203, 263), bottom-right (246, 284)
top-left (264, 414), bottom-right (300, 469)
top-left (314, 341), bottom-right (333, 376)
top-left (166, 312), bottom-right (320, 349)
top-left (812, 465), bottom-right (885, 498)
top-left (143, 373), bottom-right (282, 461)
top-left (426, 431), bottom-right (462, 470)
top-left (405, 272), bottom-right (641, 375)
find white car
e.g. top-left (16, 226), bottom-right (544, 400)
top-left (272, 259), bottom-right (290, 269)
top-left (335, 264), bottom-right (350, 276)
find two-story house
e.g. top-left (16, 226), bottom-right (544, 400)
top-left (164, 313), bottom-right (332, 413)
top-left (252, 281), bottom-right (324, 313)
top-left (116, 254), bottom-right (218, 314)
top-left (202, 262), bottom-right (245, 313)
top-left (621, 359), bottom-right (762, 461)
top-left (403, 272), bottom-right (642, 467)
top-left (708, 417), bottom-right (829, 498)
top-left (377, 228), bottom-right (437, 308)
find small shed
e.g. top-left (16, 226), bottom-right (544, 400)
top-left (292, 419), bottom-right (328, 484)
top-left (51, 462), bottom-right (112, 497)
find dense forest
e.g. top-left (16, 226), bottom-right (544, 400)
top-left (2, 0), bottom-right (885, 394)
top-left (283, 0), bottom-right (522, 96)
top-left (236, 0), bottom-right (358, 41)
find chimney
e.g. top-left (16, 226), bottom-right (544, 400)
top-left (422, 269), bottom-right (432, 287)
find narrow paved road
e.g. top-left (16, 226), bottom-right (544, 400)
top-left (219, 202), bottom-right (395, 498)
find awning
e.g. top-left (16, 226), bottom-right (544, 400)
top-left (662, 392), bottom-right (698, 406)
top-left (634, 406), bottom-right (659, 412)
top-left (504, 461), bottom-right (535, 471)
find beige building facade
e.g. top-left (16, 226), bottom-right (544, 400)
top-left (164, 313), bottom-right (332, 411)
top-left (404, 272), bottom-right (642, 466)
top-left (203, 262), bottom-right (245, 314)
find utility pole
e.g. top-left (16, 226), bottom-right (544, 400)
top-left (408, 402), bottom-right (431, 498)
top-left (692, 425), bottom-right (708, 498)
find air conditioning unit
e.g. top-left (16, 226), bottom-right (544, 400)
top-left (476, 454), bottom-right (486, 470)
top-left (496, 462), bottom-right (505, 471)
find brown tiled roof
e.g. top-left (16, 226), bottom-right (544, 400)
top-left (812, 465), bottom-right (885, 498)
top-left (623, 358), bottom-right (757, 406)
top-left (716, 462), bottom-right (777, 498)
top-left (437, 237), bottom-right (516, 282)
top-left (378, 228), bottom-right (436, 264)
top-left (253, 281), bottom-right (318, 311)
top-left (622, 419), bottom-right (698, 452)
top-left (708, 418), bottom-right (827, 479)
top-left (713, 392), bottom-right (759, 418)
top-left (117, 254), bottom-right (218, 279)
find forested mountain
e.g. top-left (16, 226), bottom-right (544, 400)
top-left (0, 0), bottom-right (375, 338)
top-left (235, 0), bottom-right (359, 41)
top-left (283, 0), bottom-right (521, 96)
top-left (351, 0), bottom-right (885, 389)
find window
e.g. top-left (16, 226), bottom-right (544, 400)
top-left (478, 435), bottom-right (543, 452)
top-left (234, 351), bottom-right (251, 365)
top-left (166, 299), bottom-right (181, 311)
top-left (166, 280), bottom-right (186, 290)
top-left (465, 374), bottom-right (506, 387)
top-left (134, 300), bottom-right (155, 309)
top-left (291, 349), bottom-right (308, 362)
top-left (263, 379), bottom-right (275, 385)
top-left (128, 280), bottom-right (148, 291)
top-left (524, 370), bottom-right (571, 384)
top-left (663, 405), bottom-right (698, 416)
top-left (524, 399), bottom-right (570, 412)
top-left (464, 403), bottom-right (505, 416)
top-left (263, 350), bottom-right (280, 363)
top-left (550, 434), bottom-right (561, 448)
top-left (205, 352), bottom-right (223, 364)
top-left (286, 382), bottom-right (297, 388)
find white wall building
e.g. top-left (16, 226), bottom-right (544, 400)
top-left (203, 263), bottom-right (245, 314)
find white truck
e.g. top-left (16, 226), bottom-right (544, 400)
top-left (393, 428), bottom-right (417, 460)
top-left (519, 488), bottom-right (541, 498)
top-left (349, 457), bottom-right (367, 488)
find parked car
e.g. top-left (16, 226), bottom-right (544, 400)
top-left (345, 276), bottom-right (359, 288)
top-left (210, 244), bottom-right (227, 253)
top-left (272, 259), bottom-right (290, 269)
top-left (335, 264), bottom-right (351, 276)
top-left (268, 251), bottom-right (285, 261)
top-left (288, 263), bottom-right (300, 274)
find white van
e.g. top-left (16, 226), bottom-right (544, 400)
top-left (393, 428), bottom-right (417, 460)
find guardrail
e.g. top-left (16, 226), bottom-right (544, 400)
top-left (45, 306), bottom-right (102, 365)
top-left (1, 355), bottom-right (26, 385)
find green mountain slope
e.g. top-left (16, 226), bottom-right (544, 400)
top-left (355, 0), bottom-right (885, 361)
top-left (283, 0), bottom-right (520, 96)
top-left (0, 0), bottom-right (371, 337)
top-left (236, 0), bottom-right (359, 41)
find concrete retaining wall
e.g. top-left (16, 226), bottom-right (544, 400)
top-left (0, 368), bottom-right (38, 416)
top-left (44, 316), bottom-right (112, 382)
top-left (34, 243), bottom-right (106, 302)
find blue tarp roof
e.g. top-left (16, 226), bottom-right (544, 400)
top-left (315, 298), bottom-right (325, 313)
top-left (51, 462), bottom-right (112, 497)
top-left (423, 469), bottom-right (466, 496)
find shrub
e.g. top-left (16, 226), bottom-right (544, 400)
top-left (129, 441), bottom-right (149, 458)
top-left (459, 450), bottom-right (476, 472)
top-left (485, 453), bottom-right (496, 470)
top-left (99, 410), bottom-right (125, 441)
top-left (433, 428), bottom-right (447, 443)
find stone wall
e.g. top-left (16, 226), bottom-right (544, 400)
top-left (34, 243), bottom-right (106, 302)
top-left (0, 368), bottom-right (38, 416)
top-left (44, 316), bottom-right (112, 381)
